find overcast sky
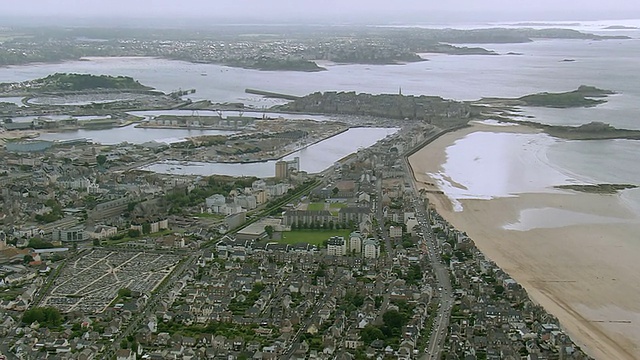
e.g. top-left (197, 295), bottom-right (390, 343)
top-left (2, 0), bottom-right (640, 25)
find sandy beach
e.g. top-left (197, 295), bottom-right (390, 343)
top-left (409, 122), bottom-right (640, 360)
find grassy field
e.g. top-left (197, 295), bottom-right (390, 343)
top-left (329, 202), bottom-right (346, 215)
top-left (307, 202), bottom-right (326, 211)
top-left (280, 230), bottom-right (351, 246)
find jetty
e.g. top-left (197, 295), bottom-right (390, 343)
top-left (245, 88), bottom-right (300, 101)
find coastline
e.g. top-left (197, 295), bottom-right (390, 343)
top-left (408, 122), bottom-right (640, 360)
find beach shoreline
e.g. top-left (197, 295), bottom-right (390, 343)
top-left (408, 122), bottom-right (640, 360)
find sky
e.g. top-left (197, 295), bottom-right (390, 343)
top-left (2, 0), bottom-right (640, 25)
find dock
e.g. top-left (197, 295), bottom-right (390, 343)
top-left (245, 88), bottom-right (300, 101)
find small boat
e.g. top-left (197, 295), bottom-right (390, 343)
top-left (200, 72), bottom-right (208, 76)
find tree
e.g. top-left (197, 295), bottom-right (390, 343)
top-left (142, 223), bottom-right (152, 235)
top-left (127, 229), bottom-right (141, 238)
top-left (360, 324), bottom-right (384, 344)
top-left (118, 288), bottom-right (132, 298)
top-left (22, 307), bottom-right (62, 328)
top-left (264, 225), bottom-right (274, 239)
top-left (27, 238), bottom-right (54, 249)
top-left (291, 222), bottom-right (297, 230)
top-left (96, 154), bottom-right (107, 166)
top-left (382, 310), bottom-right (407, 332)
top-left (93, 238), bottom-right (101, 246)
top-left (332, 187), bottom-right (339, 196)
top-left (23, 255), bottom-right (34, 264)
top-left (374, 296), bottom-right (383, 309)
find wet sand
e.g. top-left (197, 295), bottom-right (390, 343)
top-left (409, 122), bottom-right (640, 360)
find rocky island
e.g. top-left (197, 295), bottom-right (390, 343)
top-left (603, 25), bottom-right (638, 30)
top-left (432, 27), bottom-right (631, 43)
top-left (222, 57), bottom-right (326, 72)
top-left (518, 85), bottom-right (614, 107)
top-left (478, 85), bottom-right (615, 108)
top-left (523, 121), bottom-right (640, 140)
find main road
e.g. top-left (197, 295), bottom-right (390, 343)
top-left (376, 176), bottom-right (393, 260)
top-left (402, 155), bottom-right (454, 359)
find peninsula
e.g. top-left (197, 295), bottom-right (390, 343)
top-left (0, 73), bottom-right (151, 93)
top-left (274, 91), bottom-right (475, 128)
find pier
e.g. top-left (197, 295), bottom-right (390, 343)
top-left (245, 88), bottom-right (300, 101)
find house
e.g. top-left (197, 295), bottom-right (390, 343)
top-left (116, 349), bottom-right (136, 360)
top-left (88, 225), bottom-right (118, 240)
top-left (389, 226), bottom-right (403, 238)
top-left (344, 331), bottom-right (363, 349)
top-left (206, 194), bottom-right (226, 208)
top-left (359, 217), bottom-right (373, 234)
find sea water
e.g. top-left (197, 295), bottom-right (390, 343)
top-left (1, 21), bottom-right (639, 212)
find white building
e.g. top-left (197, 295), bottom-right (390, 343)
top-left (349, 231), bottom-right (362, 254)
top-left (255, 190), bottom-right (268, 205)
top-left (205, 194), bottom-right (226, 208)
top-left (52, 225), bottom-right (87, 242)
top-left (405, 217), bottom-right (419, 236)
top-left (234, 195), bottom-right (257, 210)
top-left (14, 226), bottom-right (43, 239)
top-left (389, 226), bottom-right (403, 238)
top-left (149, 219), bottom-right (169, 233)
top-left (222, 204), bottom-right (244, 215)
top-left (327, 236), bottom-right (347, 256)
top-left (88, 225), bottom-right (118, 240)
top-left (252, 180), bottom-right (267, 191)
top-left (57, 177), bottom-right (92, 190)
top-left (363, 238), bottom-right (380, 259)
top-left (266, 183), bottom-right (290, 197)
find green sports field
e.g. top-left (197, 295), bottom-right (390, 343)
top-left (280, 230), bottom-right (351, 245)
top-left (306, 202), bottom-right (326, 211)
